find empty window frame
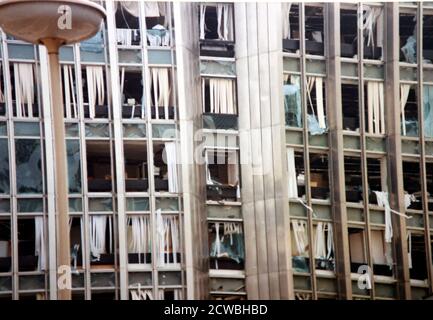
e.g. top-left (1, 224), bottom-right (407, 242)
top-left (364, 81), bottom-right (385, 135)
top-left (82, 65), bottom-right (108, 119)
top-left (156, 212), bottom-right (180, 266)
top-left (342, 83), bottom-right (360, 131)
top-left (400, 11), bottom-right (417, 63)
top-left (209, 221), bottom-right (244, 270)
top-left (127, 215), bottom-right (151, 265)
top-left (86, 141), bottom-right (113, 193)
top-left (309, 153), bottom-right (330, 200)
top-left (304, 5), bottom-right (325, 56)
top-left (340, 6), bottom-right (358, 58)
top-left (149, 67), bottom-right (174, 120)
top-left (89, 215), bottom-right (114, 266)
top-left (199, 3), bottom-right (234, 41)
top-left (61, 64), bottom-right (78, 119)
top-left (401, 84), bottom-right (418, 136)
top-left (367, 157), bottom-right (387, 205)
top-left (18, 217), bottom-right (46, 272)
top-left (120, 67), bottom-right (144, 119)
top-left (158, 288), bottom-right (183, 300)
top-left (348, 228), bottom-right (368, 273)
top-left (408, 233), bottom-right (428, 281)
top-left (124, 141), bottom-right (148, 192)
top-left (403, 160), bottom-right (423, 210)
top-left (424, 13), bottom-right (433, 63)
top-left (291, 218), bottom-right (310, 273)
top-left (69, 217), bottom-right (84, 270)
top-left (202, 77), bottom-right (237, 115)
top-left (153, 142), bottom-right (178, 193)
top-left (344, 156), bottom-right (363, 203)
top-left (206, 149), bottom-right (240, 202)
top-left (361, 5), bottom-right (384, 60)
top-left (10, 63), bottom-right (38, 118)
top-left (0, 137), bottom-right (9, 195)
top-left (145, 2), bottom-right (171, 47)
top-left (0, 218), bottom-right (11, 273)
top-left (282, 3), bottom-right (300, 54)
top-left (115, 1), bottom-right (141, 46)
top-left (0, 64), bottom-right (5, 116)
top-left (370, 229), bottom-right (393, 276)
top-left (288, 150), bottom-right (306, 199)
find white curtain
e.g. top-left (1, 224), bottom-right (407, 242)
top-left (0, 64), bottom-right (4, 103)
top-left (89, 215), bottom-right (112, 261)
top-left (207, 78), bottom-right (236, 114)
top-left (287, 147), bottom-right (298, 198)
top-left (314, 222), bottom-right (333, 259)
top-left (367, 81), bottom-right (385, 134)
top-left (62, 65), bottom-right (77, 119)
top-left (128, 216), bottom-right (151, 264)
top-left (14, 63), bottom-right (35, 118)
top-left (306, 76), bottom-right (326, 129)
top-left (144, 2), bottom-right (161, 17)
top-left (199, 5), bottom-right (207, 40)
top-left (119, 1), bottom-right (139, 17)
top-left (291, 219), bottom-right (308, 256)
top-left (282, 3), bottom-right (292, 39)
top-left (35, 217), bottom-right (46, 271)
top-left (86, 66), bottom-right (105, 119)
top-left (362, 6), bottom-right (383, 48)
top-left (131, 285), bottom-right (153, 300)
top-left (117, 28), bottom-right (140, 46)
top-left (150, 68), bottom-right (170, 119)
top-left (156, 209), bottom-right (180, 266)
top-left (407, 231), bottom-right (412, 269)
top-left (400, 84), bottom-right (411, 136)
top-left (216, 4), bottom-right (234, 41)
top-left (164, 142), bottom-right (178, 193)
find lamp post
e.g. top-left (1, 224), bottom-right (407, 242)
top-left (0, 0), bottom-right (105, 300)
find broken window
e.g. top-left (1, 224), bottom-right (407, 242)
top-left (67, 140), bottom-right (82, 194)
top-left (370, 230), bottom-right (393, 276)
top-left (309, 153), bottom-right (330, 200)
top-left (0, 64), bottom-right (5, 116)
top-left (0, 138), bottom-right (9, 194)
top-left (153, 142), bottom-right (178, 193)
top-left (89, 215), bottom-right (114, 266)
top-left (127, 215), bottom-right (151, 265)
top-left (313, 222), bottom-right (334, 271)
top-left (409, 233), bottom-right (428, 280)
top-left (367, 157), bottom-right (387, 204)
top-left (424, 85), bottom-right (433, 138)
top-left (342, 83), bottom-right (360, 131)
top-left (403, 161), bottom-right (423, 210)
top-left (206, 149), bottom-right (240, 202)
top-left (15, 139), bottom-right (43, 194)
top-left (124, 141), bottom-right (148, 192)
top-left (158, 288), bottom-right (183, 300)
top-left (115, 1), bottom-right (141, 46)
top-left (349, 228), bottom-right (367, 273)
top-left (202, 77), bottom-right (237, 115)
top-left (304, 5), bottom-right (325, 56)
top-left (199, 3), bottom-right (234, 57)
top-left (423, 14), bottom-right (433, 63)
top-left (145, 2), bottom-right (170, 47)
top-left (282, 4), bottom-right (300, 53)
top-left (365, 81), bottom-right (385, 134)
top-left (120, 67), bottom-right (144, 119)
top-left (400, 11), bottom-right (417, 63)
top-left (156, 211), bottom-right (180, 265)
top-left (209, 222), bottom-right (244, 270)
top-left (344, 156), bottom-right (363, 203)
top-left (401, 84), bottom-right (418, 136)
top-left (149, 67), bottom-right (173, 120)
top-left (82, 66), bottom-right (108, 119)
top-left (0, 218), bottom-right (11, 273)
top-left (306, 76), bottom-right (327, 135)
top-left (11, 63), bottom-right (38, 118)
top-left (86, 141), bottom-right (113, 193)
top-left (284, 74), bottom-right (302, 128)
top-left (291, 219), bottom-right (310, 273)
top-left (61, 64), bottom-right (78, 119)
top-left (287, 150), bottom-right (306, 200)
top-left (69, 217), bottom-right (84, 271)
top-left (361, 5), bottom-right (384, 60)
top-left (18, 217), bottom-right (46, 272)
top-left (340, 6), bottom-right (358, 58)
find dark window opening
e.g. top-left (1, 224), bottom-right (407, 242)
top-left (409, 234), bottom-right (428, 280)
top-left (367, 158), bottom-right (385, 205)
top-left (294, 151), bottom-right (306, 198)
top-left (120, 68), bottom-right (144, 119)
top-left (340, 8), bottom-right (358, 58)
top-left (153, 143), bottom-right (169, 192)
top-left (70, 217), bottom-right (83, 270)
top-left (304, 6), bottom-right (324, 56)
top-left (282, 4), bottom-right (300, 53)
top-left (86, 141), bottom-right (113, 193)
top-left (344, 156), bottom-right (363, 203)
top-left (423, 15), bottom-right (433, 63)
top-left (91, 291), bottom-right (116, 300)
top-left (124, 141), bottom-right (148, 192)
top-left (403, 161), bottom-right (423, 210)
top-left (82, 67), bottom-right (108, 119)
top-left (342, 83), bottom-right (359, 131)
top-left (309, 153), bottom-right (329, 200)
top-left (206, 150), bottom-right (239, 202)
top-left (18, 218), bottom-right (43, 272)
top-left (401, 86), bottom-right (418, 136)
top-left (400, 13), bottom-right (417, 63)
top-left (0, 219), bottom-right (11, 273)
top-left (0, 65), bottom-right (5, 116)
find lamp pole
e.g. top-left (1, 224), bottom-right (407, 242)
top-left (0, 0), bottom-right (106, 300)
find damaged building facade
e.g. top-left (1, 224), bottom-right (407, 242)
top-left (0, 1), bottom-right (432, 300)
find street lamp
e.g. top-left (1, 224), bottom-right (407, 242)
top-left (0, 0), bottom-right (105, 300)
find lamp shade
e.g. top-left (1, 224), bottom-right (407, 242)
top-left (0, 0), bottom-right (106, 45)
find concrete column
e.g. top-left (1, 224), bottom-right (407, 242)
top-left (235, 2), bottom-right (293, 300)
top-left (173, 2), bottom-right (209, 299)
